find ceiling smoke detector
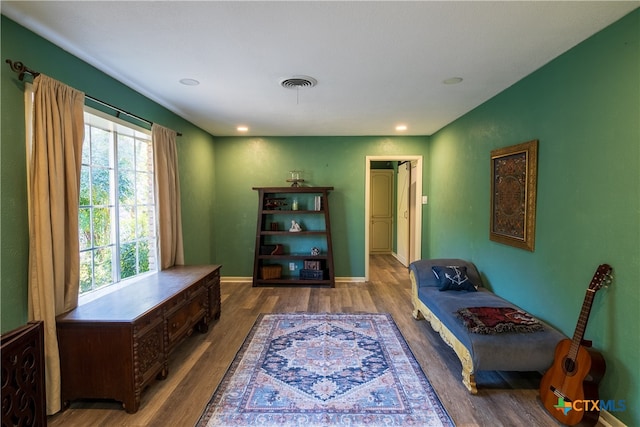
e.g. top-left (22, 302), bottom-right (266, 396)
top-left (280, 76), bottom-right (317, 89)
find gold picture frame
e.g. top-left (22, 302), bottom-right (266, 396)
top-left (490, 139), bottom-right (538, 251)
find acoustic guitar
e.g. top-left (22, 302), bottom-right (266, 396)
top-left (539, 263), bottom-right (612, 426)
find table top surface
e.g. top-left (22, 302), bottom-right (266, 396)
top-left (57, 265), bottom-right (221, 323)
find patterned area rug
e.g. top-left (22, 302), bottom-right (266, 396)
top-left (196, 313), bottom-right (454, 426)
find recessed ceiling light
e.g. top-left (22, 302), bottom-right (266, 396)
top-left (396, 125), bottom-right (407, 131)
top-left (443, 77), bottom-right (463, 85)
top-left (237, 126), bottom-right (249, 132)
top-left (179, 78), bottom-right (200, 86)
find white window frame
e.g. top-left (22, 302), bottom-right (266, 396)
top-left (79, 107), bottom-right (158, 304)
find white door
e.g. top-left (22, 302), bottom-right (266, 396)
top-left (396, 163), bottom-right (410, 266)
top-left (370, 170), bottom-right (393, 253)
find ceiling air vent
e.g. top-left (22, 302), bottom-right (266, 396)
top-left (280, 76), bottom-right (317, 89)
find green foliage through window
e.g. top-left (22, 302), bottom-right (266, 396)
top-left (79, 111), bottom-right (157, 295)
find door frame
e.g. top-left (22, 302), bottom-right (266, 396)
top-left (365, 155), bottom-right (423, 281)
top-left (395, 161), bottom-right (410, 265)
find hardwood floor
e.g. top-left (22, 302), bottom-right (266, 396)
top-left (48, 255), bottom-right (564, 427)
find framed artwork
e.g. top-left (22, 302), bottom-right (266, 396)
top-left (490, 139), bottom-right (538, 251)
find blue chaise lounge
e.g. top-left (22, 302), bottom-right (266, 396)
top-left (410, 258), bottom-right (566, 393)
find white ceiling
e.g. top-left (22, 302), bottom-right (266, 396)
top-left (3, 1), bottom-right (638, 136)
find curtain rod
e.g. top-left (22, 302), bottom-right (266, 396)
top-left (6, 59), bottom-right (182, 136)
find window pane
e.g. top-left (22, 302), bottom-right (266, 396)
top-left (92, 207), bottom-right (113, 247)
top-left (82, 125), bottom-right (91, 164)
top-left (137, 172), bottom-right (153, 204)
top-left (79, 207), bottom-right (92, 250)
top-left (136, 138), bottom-right (152, 172)
top-left (138, 240), bottom-right (151, 273)
top-left (118, 170), bottom-right (135, 203)
top-left (119, 205), bottom-right (136, 242)
top-left (91, 127), bottom-right (111, 167)
top-left (80, 166), bottom-right (91, 206)
top-left (120, 242), bottom-right (136, 279)
top-left (118, 135), bottom-right (135, 171)
top-left (136, 205), bottom-right (147, 238)
top-left (91, 168), bottom-right (112, 206)
top-left (79, 251), bottom-right (93, 293)
top-left (93, 247), bottom-right (113, 289)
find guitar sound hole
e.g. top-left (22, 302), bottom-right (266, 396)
top-left (563, 358), bottom-right (576, 374)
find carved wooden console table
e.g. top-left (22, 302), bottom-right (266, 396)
top-left (56, 264), bottom-right (221, 413)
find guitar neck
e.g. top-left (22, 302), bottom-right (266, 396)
top-left (568, 288), bottom-right (596, 358)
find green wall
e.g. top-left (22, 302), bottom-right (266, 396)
top-left (212, 136), bottom-right (428, 277)
top-left (2, 9), bottom-right (638, 425)
top-left (1, 16), bottom-right (217, 332)
top-left (427, 10), bottom-right (639, 425)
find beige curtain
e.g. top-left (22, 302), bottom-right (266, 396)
top-left (27, 74), bottom-right (85, 414)
top-left (152, 124), bottom-right (184, 269)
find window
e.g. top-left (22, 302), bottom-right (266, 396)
top-left (79, 109), bottom-right (157, 296)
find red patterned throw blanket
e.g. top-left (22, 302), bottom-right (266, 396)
top-left (456, 307), bottom-right (543, 334)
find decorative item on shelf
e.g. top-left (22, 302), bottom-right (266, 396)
top-left (304, 259), bottom-right (325, 270)
top-left (289, 220), bottom-right (302, 232)
top-left (313, 195), bottom-right (323, 211)
top-left (260, 244), bottom-right (284, 255)
top-left (265, 197), bottom-right (287, 210)
top-left (310, 247), bottom-right (320, 256)
top-left (300, 269), bottom-right (326, 280)
top-left (292, 198), bottom-right (299, 211)
top-left (286, 170), bottom-right (305, 187)
top-left (261, 265), bottom-right (282, 280)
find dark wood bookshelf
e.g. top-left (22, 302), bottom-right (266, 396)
top-left (252, 186), bottom-right (335, 287)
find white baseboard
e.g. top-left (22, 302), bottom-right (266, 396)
top-left (335, 277), bottom-right (366, 283)
top-left (221, 276), bottom-right (252, 283)
top-left (391, 252), bottom-right (409, 267)
top-left (599, 410), bottom-right (627, 427)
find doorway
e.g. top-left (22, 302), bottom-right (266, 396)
top-left (370, 169), bottom-right (394, 254)
top-left (364, 155), bottom-right (423, 281)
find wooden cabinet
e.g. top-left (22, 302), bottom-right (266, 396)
top-left (252, 187), bottom-right (334, 287)
top-left (165, 279), bottom-right (208, 351)
top-left (56, 265), bottom-right (221, 413)
top-left (206, 268), bottom-right (221, 321)
top-left (1, 321), bottom-right (46, 426)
